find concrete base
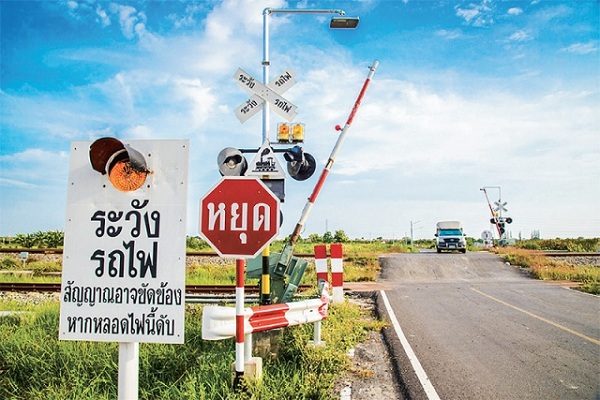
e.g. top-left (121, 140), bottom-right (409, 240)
top-left (231, 357), bottom-right (263, 383)
top-left (253, 330), bottom-right (282, 359)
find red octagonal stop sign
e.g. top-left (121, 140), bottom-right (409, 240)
top-left (199, 177), bottom-right (280, 258)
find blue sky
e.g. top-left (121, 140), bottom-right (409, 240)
top-left (1, 0), bottom-right (599, 240)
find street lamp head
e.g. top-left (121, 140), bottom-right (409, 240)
top-left (330, 16), bottom-right (359, 29)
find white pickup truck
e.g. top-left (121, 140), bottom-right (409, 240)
top-left (435, 221), bottom-right (467, 253)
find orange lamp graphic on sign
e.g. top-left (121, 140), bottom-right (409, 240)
top-left (89, 137), bottom-right (151, 191)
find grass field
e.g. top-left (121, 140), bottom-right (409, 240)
top-left (0, 237), bottom-right (598, 398)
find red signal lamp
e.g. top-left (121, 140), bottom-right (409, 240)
top-left (89, 137), bottom-right (151, 192)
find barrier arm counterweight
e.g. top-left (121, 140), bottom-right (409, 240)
top-left (271, 60), bottom-right (379, 301)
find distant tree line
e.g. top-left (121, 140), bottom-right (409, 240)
top-left (4, 230), bottom-right (598, 252)
top-left (2, 230), bottom-right (65, 248)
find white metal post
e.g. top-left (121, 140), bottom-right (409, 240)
top-left (262, 9), bottom-right (271, 144)
top-left (245, 333), bottom-right (253, 361)
top-left (313, 320), bottom-right (323, 345)
top-left (118, 342), bottom-right (139, 400)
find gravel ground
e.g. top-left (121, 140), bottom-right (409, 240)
top-left (334, 293), bottom-right (402, 400)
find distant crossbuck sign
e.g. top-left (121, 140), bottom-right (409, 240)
top-left (234, 67), bottom-right (298, 123)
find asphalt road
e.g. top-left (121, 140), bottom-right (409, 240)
top-left (377, 251), bottom-right (599, 400)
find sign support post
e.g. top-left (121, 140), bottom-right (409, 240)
top-left (234, 259), bottom-right (246, 389)
top-left (199, 176), bottom-right (278, 387)
top-left (118, 342), bottom-right (139, 400)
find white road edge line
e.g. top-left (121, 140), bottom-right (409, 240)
top-left (380, 290), bottom-right (441, 400)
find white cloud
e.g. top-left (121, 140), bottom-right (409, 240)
top-left (436, 29), bottom-right (463, 39)
top-left (507, 7), bottom-right (523, 16)
top-left (455, 0), bottom-right (494, 27)
top-left (455, 7), bottom-right (479, 23)
top-left (96, 5), bottom-right (110, 27)
top-left (0, 149), bottom-right (69, 185)
top-left (109, 4), bottom-right (140, 39)
top-left (509, 30), bottom-right (532, 41)
top-left (561, 42), bottom-right (598, 55)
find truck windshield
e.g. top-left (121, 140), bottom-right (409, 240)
top-left (440, 229), bottom-right (462, 236)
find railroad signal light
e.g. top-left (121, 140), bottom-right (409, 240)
top-left (217, 147), bottom-right (248, 176)
top-left (89, 137), bottom-right (150, 192)
top-left (277, 123), bottom-right (291, 143)
top-left (498, 221), bottom-right (506, 235)
top-left (278, 122), bottom-right (305, 143)
top-left (291, 123), bottom-right (305, 142)
top-left (284, 145), bottom-right (316, 181)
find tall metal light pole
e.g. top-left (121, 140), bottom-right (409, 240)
top-left (259, 8), bottom-right (359, 306)
top-left (410, 220), bottom-right (420, 247)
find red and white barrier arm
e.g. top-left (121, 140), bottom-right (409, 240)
top-left (203, 282), bottom-right (330, 341)
top-left (288, 60), bottom-right (379, 245)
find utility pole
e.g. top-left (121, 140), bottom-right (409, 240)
top-left (410, 220), bottom-right (420, 247)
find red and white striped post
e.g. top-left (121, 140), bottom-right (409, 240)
top-left (314, 244), bottom-right (328, 284)
top-left (313, 244), bottom-right (344, 303)
top-left (330, 244), bottom-right (344, 303)
top-left (234, 258), bottom-right (245, 389)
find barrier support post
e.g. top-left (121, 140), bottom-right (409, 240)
top-left (232, 259), bottom-right (263, 389)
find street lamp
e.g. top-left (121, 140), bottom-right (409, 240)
top-left (262, 8), bottom-right (359, 143)
top-left (330, 16), bottom-right (360, 29)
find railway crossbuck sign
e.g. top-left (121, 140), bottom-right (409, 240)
top-left (234, 67), bottom-right (298, 123)
top-left (199, 177), bottom-right (280, 258)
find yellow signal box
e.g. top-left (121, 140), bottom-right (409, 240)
top-left (292, 123), bottom-right (305, 142)
top-left (277, 123), bottom-right (291, 143)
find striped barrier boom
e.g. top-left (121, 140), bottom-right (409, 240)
top-left (203, 282), bottom-right (329, 341)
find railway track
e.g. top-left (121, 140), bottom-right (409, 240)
top-left (0, 282), bottom-right (313, 295)
top-left (1, 247), bottom-right (598, 258)
top-left (0, 248), bottom-right (316, 258)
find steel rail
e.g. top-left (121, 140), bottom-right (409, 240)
top-left (0, 248), bottom-right (318, 258)
top-left (0, 282), bottom-right (313, 294)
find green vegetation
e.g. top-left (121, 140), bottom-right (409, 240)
top-left (0, 300), bottom-right (383, 399)
top-left (2, 231), bottom-right (65, 249)
top-left (494, 246), bottom-right (600, 295)
top-left (0, 232), bottom-right (598, 397)
top-left (515, 237), bottom-right (599, 252)
top-left (2, 234), bottom-right (598, 290)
